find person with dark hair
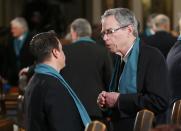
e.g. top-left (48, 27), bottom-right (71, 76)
top-left (141, 13), bottom-right (158, 38)
top-left (97, 8), bottom-right (169, 131)
top-left (23, 1), bottom-right (66, 36)
top-left (25, 31), bottom-right (91, 131)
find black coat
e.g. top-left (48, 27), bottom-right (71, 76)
top-left (167, 40), bottom-right (181, 102)
top-left (110, 43), bottom-right (170, 131)
top-left (61, 40), bottom-right (113, 119)
top-left (25, 73), bottom-right (84, 131)
top-left (143, 31), bottom-right (176, 58)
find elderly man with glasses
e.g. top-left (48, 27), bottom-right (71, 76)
top-left (97, 8), bottom-right (169, 131)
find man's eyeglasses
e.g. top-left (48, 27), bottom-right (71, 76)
top-left (101, 25), bottom-right (130, 38)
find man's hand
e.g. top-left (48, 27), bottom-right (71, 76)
top-left (97, 91), bottom-right (120, 108)
top-left (97, 91), bottom-right (107, 108)
top-left (19, 67), bottom-right (29, 76)
top-left (104, 92), bottom-right (120, 108)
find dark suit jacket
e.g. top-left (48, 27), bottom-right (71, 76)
top-left (143, 31), bottom-right (176, 57)
top-left (167, 40), bottom-right (181, 102)
top-left (61, 40), bottom-right (113, 118)
top-left (25, 73), bottom-right (84, 131)
top-left (5, 33), bottom-right (34, 86)
top-left (110, 42), bottom-right (169, 131)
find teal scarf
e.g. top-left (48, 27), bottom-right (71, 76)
top-left (73, 37), bottom-right (96, 44)
top-left (145, 28), bottom-right (152, 36)
top-left (35, 64), bottom-right (91, 127)
top-left (118, 37), bottom-right (140, 93)
top-left (109, 37), bottom-right (140, 94)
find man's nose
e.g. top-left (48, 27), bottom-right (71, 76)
top-left (103, 34), bottom-right (108, 41)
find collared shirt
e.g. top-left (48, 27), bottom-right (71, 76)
top-left (18, 34), bottom-right (25, 41)
top-left (122, 43), bottom-right (134, 63)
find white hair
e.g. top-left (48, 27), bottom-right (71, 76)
top-left (11, 17), bottom-right (29, 32)
top-left (154, 14), bottom-right (170, 31)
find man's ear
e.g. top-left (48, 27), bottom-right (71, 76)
top-left (127, 25), bottom-right (134, 35)
top-left (52, 48), bottom-right (59, 58)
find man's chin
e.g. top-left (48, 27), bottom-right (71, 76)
top-left (108, 48), bottom-right (116, 53)
top-left (106, 46), bottom-right (113, 51)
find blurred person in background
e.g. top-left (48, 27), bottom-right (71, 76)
top-left (144, 14), bottom-right (177, 58)
top-left (141, 13), bottom-right (157, 38)
top-left (4, 17), bottom-right (34, 87)
top-left (61, 18), bottom-right (113, 122)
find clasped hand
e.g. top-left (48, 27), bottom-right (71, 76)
top-left (97, 91), bottom-right (120, 108)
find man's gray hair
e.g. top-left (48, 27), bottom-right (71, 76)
top-left (154, 14), bottom-right (170, 31)
top-left (11, 17), bottom-right (29, 32)
top-left (101, 8), bottom-right (138, 37)
top-left (71, 18), bottom-right (92, 37)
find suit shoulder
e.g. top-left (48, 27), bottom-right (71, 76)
top-left (30, 74), bottom-right (63, 90)
top-left (139, 44), bottom-right (166, 65)
top-left (140, 44), bottom-right (164, 58)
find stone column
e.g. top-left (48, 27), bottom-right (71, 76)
top-left (132, 0), bottom-right (143, 31)
top-left (92, 0), bottom-right (102, 25)
top-left (173, 0), bottom-right (181, 29)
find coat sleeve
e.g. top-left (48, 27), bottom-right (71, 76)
top-left (102, 48), bottom-right (114, 91)
top-left (117, 46), bottom-right (170, 116)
